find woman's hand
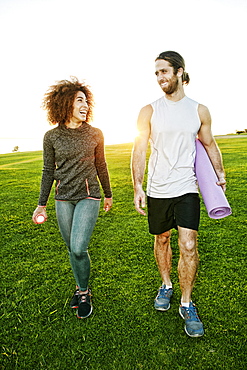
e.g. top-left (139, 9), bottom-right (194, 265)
top-left (32, 206), bottom-right (47, 224)
top-left (103, 198), bottom-right (113, 212)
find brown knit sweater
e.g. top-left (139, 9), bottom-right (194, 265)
top-left (38, 123), bottom-right (112, 206)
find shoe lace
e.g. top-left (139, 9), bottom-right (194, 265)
top-left (159, 287), bottom-right (172, 299)
top-left (80, 295), bottom-right (87, 303)
top-left (185, 305), bottom-right (200, 322)
top-left (79, 290), bottom-right (91, 303)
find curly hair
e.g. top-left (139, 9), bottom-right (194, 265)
top-left (42, 77), bottom-right (94, 125)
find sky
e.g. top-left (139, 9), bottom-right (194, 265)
top-left (0, 0), bottom-right (247, 149)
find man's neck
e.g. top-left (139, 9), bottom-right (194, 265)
top-left (165, 86), bottom-right (185, 102)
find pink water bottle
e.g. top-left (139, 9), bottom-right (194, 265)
top-left (34, 214), bottom-right (47, 224)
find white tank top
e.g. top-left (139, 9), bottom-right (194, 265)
top-left (147, 96), bottom-right (201, 198)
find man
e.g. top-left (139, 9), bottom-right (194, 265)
top-left (131, 51), bottom-right (226, 337)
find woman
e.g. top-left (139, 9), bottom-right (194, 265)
top-left (32, 77), bottom-right (112, 319)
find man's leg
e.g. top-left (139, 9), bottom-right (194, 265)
top-left (154, 231), bottom-right (173, 311)
top-left (177, 226), bottom-right (204, 337)
top-left (154, 231), bottom-right (172, 286)
top-left (177, 226), bottom-right (198, 303)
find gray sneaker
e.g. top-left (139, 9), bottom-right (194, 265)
top-left (179, 302), bottom-right (204, 337)
top-left (154, 285), bottom-right (173, 311)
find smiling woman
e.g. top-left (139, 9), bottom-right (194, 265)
top-left (32, 77), bottom-right (113, 320)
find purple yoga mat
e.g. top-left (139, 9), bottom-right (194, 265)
top-left (195, 139), bottom-right (232, 219)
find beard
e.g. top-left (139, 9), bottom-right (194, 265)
top-left (161, 74), bottom-right (179, 95)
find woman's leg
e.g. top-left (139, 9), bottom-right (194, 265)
top-left (55, 199), bottom-right (100, 291)
top-left (69, 199), bottom-right (100, 291)
top-left (55, 200), bottom-right (75, 248)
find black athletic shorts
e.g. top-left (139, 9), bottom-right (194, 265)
top-left (147, 193), bottom-right (200, 235)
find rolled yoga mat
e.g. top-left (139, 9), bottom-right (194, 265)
top-left (195, 139), bottom-right (232, 219)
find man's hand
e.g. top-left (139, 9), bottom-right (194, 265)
top-left (216, 177), bottom-right (226, 192)
top-left (134, 188), bottom-right (146, 216)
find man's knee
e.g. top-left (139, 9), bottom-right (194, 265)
top-left (178, 228), bottom-right (197, 253)
top-left (179, 238), bottom-right (198, 258)
top-left (156, 230), bottom-right (171, 244)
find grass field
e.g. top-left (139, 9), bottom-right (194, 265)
top-left (0, 138), bottom-right (246, 369)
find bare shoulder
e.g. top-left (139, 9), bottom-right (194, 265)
top-left (138, 104), bottom-right (153, 120)
top-left (137, 104), bottom-right (153, 130)
top-left (198, 103), bottom-right (211, 124)
top-left (197, 103), bottom-right (214, 145)
top-left (133, 104), bottom-right (153, 149)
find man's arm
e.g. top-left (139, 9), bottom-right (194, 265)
top-left (197, 104), bottom-right (226, 191)
top-left (131, 104), bottom-right (152, 215)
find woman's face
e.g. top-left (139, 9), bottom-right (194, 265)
top-left (71, 91), bottom-right (89, 124)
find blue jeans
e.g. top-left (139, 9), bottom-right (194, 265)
top-left (55, 199), bottom-right (100, 291)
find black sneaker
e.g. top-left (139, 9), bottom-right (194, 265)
top-left (77, 289), bottom-right (93, 319)
top-left (70, 289), bottom-right (80, 309)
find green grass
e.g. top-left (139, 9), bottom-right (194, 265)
top-left (0, 139), bottom-right (246, 369)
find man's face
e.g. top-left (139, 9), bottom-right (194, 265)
top-left (155, 59), bottom-right (179, 95)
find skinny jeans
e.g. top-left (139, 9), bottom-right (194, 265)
top-left (55, 199), bottom-right (100, 291)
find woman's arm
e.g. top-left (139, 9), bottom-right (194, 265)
top-left (38, 132), bottom-right (56, 206)
top-left (32, 132), bottom-right (55, 223)
top-left (94, 129), bottom-right (113, 208)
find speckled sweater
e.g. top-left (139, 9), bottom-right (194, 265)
top-left (38, 123), bottom-right (112, 206)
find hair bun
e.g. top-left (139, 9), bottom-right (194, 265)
top-left (182, 72), bottom-right (190, 85)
